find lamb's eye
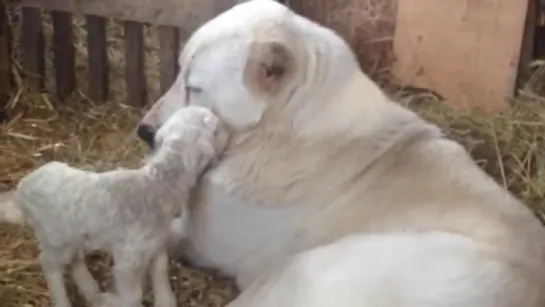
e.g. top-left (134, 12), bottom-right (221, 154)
top-left (184, 85), bottom-right (203, 104)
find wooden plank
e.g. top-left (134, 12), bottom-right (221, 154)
top-left (124, 21), bottom-right (147, 106)
top-left (21, 7), bottom-right (45, 91)
top-left (18, 0), bottom-right (239, 32)
top-left (158, 26), bottom-right (180, 95)
top-left (0, 1), bottom-right (11, 115)
top-left (85, 15), bottom-right (109, 102)
top-left (289, 0), bottom-right (397, 76)
top-left (51, 11), bottom-right (76, 100)
top-left (392, 0), bottom-right (529, 112)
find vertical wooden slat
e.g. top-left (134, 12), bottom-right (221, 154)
top-left (51, 11), bottom-right (75, 100)
top-left (85, 15), bottom-right (109, 102)
top-left (124, 21), bottom-right (147, 106)
top-left (21, 7), bottom-right (45, 91)
top-left (0, 1), bottom-right (11, 116)
top-left (158, 26), bottom-right (179, 96)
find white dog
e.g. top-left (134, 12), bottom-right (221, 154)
top-left (3, 0), bottom-right (545, 306)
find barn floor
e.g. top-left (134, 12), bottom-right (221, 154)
top-left (1, 8), bottom-right (545, 307)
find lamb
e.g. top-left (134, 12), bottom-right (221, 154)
top-left (14, 106), bottom-right (229, 307)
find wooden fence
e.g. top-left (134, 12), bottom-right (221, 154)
top-left (0, 0), bottom-right (251, 109)
top-left (0, 0), bottom-right (543, 113)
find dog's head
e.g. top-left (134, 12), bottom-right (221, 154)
top-left (138, 0), bottom-right (377, 149)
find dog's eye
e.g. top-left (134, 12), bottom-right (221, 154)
top-left (185, 85), bottom-right (203, 94)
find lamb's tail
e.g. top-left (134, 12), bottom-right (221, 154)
top-left (0, 190), bottom-right (25, 226)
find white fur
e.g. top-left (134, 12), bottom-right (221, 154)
top-left (0, 191), bottom-right (23, 224)
top-left (14, 107), bottom-right (227, 307)
top-left (143, 1), bottom-right (545, 306)
top-left (3, 1), bottom-right (545, 306)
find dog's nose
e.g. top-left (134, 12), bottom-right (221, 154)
top-left (137, 123), bottom-right (156, 149)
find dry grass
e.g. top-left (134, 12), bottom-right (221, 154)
top-left (393, 79), bottom-right (545, 215)
top-left (1, 6), bottom-right (545, 307)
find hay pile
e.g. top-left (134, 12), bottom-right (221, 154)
top-left (1, 7), bottom-right (545, 307)
top-left (394, 78), bottom-right (545, 215)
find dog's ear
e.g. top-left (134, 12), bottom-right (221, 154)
top-left (243, 41), bottom-right (296, 97)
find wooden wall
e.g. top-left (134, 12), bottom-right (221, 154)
top-left (290, 0), bottom-right (534, 112)
top-left (2, 0), bottom-right (540, 112)
top-left (392, 0), bottom-right (530, 111)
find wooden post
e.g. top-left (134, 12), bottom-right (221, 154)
top-left (52, 11), bottom-right (76, 100)
top-left (124, 21), bottom-right (147, 106)
top-left (158, 26), bottom-right (180, 96)
top-left (85, 15), bottom-right (109, 102)
top-left (21, 7), bottom-right (45, 91)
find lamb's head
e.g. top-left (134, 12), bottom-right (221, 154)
top-left (149, 106), bottom-right (229, 177)
top-left (137, 0), bottom-right (386, 149)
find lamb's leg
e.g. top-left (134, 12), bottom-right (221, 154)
top-left (149, 248), bottom-right (177, 307)
top-left (112, 253), bottom-right (147, 307)
top-left (71, 251), bottom-right (101, 303)
top-left (39, 249), bottom-right (73, 307)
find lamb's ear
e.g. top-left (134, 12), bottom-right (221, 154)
top-left (243, 41), bottom-right (296, 97)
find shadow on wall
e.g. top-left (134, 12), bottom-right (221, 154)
top-left (537, 0), bottom-right (545, 58)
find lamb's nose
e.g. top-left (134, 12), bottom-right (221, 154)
top-left (136, 123), bottom-right (156, 149)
